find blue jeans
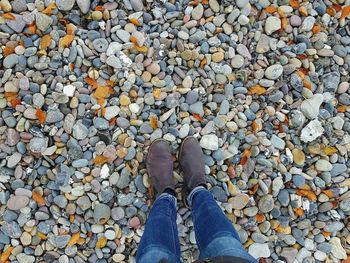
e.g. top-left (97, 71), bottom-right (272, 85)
top-left (137, 187), bottom-right (257, 263)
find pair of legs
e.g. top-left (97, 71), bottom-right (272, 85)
top-left (136, 137), bottom-right (256, 263)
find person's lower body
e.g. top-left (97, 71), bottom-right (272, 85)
top-left (137, 137), bottom-right (256, 263)
top-left (137, 187), bottom-right (256, 263)
top-left (136, 192), bottom-right (181, 263)
top-left (188, 186), bottom-right (257, 262)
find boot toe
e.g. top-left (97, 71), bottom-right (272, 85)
top-left (149, 139), bottom-right (171, 153)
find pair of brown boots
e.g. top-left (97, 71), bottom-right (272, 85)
top-left (146, 137), bottom-right (206, 198)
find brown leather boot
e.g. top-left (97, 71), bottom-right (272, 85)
top-left (179, 136), bottom-right (206, 193)
top-left (146, 139), bottom-right (175, 195)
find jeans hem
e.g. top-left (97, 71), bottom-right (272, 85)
top-left (157, 192), bottom-right (177, 207)
top-left (187, 186), bottom-right (206, 206)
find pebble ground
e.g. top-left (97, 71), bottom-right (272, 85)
top-left (1, 0), bottom-right (350, 262)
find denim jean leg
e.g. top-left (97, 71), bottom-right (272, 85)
top-left (137, 193), bottom-right (181, 263)
top-left (190, 188), bottom-right (257, 263)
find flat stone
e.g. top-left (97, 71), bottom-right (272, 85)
top-left (300, 94), bottom-right (323, 119)
top-left (182, 76), bottom-right (193, 89)
top-left (7, 152), bottom-right (22, 168)
top-left (330, 237), bottom-right (347, 259)
top-left (258, 195), bottom-right (274, 213)
top-left (315, 159), bottom-right (332, 172)
top-left (200, 134), bottom-right (219, 151)
top-left (17, 254), bottom-right (35, 263)
top-left (130, 0), bottom-right (143, 11)
top-left (321, 72), bottom-right (340, 93)
top-left (256, 34), bottom-right (270, 53)
top-left (3, 54), bottom-right (19, 68)
top-left (104, 106), bottom-right (120, 120)
top-left (230, 193), bottom-right (250, 210)
top-left (7, 196), bottom-right (29, 210)
top-left (77, 0), bottom-right (90, 13)
top-left (192, 4), bottom-right (204, 20)
top-left (209, 0), bottom-right (220, 12)
top-left (265, 64), bottom-right (283, 80)
top-left (56, 0), bottom-right (76, 11)
top-left (270, 134), bottom-right (285, 150)
top-left (292, 149), bottom-right (305, 165)
top-left (248, 243), bottom-right (271, 259)
top-left (265, 16), bottom-right (281, 35)
top-left (116, 30), bottom-right (131, 43)
top-left (231, 55), bottom-right (244, 68)
top-left (35, 13), bottom-right (52, 32)
top-left (6, 14), bottom-right (26, 33)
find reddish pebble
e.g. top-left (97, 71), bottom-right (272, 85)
top-left (129, 216), bottom-right (141, 229)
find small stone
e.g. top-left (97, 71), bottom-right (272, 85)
top-left (236, 44), bottom-right (251, 60)
top-left (212, 52), bottom-right (224, 62)
top-left (236, 0), bottom-right (249, 8)
top-left (6, 14), bottom-right (25, 33)
top-left (277, 189), bottom-right (290, 207)
top-left (77, 0), bottom-right (90, 14)
top-left (192, 4), bottom-right (204, 20)
top-left (3, 54), bottom-right (19, 68)
top-left (17, 253), bottom-right (35, 263)
top-left (256, 34), bottom-right (270, 53)
top-left (248, 243), bottom-right (271, 259)
top-left (130, 0), bottom-right (143, 11)
top-left (321, 72), bottom-right (340, 93)
top-left (265, 64), bottom-right (283, 80)
top-left (76, 196), bottom-right (91, 210)
top-left (300, 16), bottom-right (315, 32)
top-left (290, 15), bottom-right (302, 27)
top-left (116, 30), bottom-right (131, 43)
top-left (7, 152), bottom-right (22, 168)
top-left (330, 237), bottom-right (347, 259)
top-left (209, 0), bottom-right (220, 12)
top-left (49, 235), bottom-right (70, 248)
top-left (7, 195), bottom-right (29, 210)
top-left (270, 135), bottom-right (285, 150)
top-left (111, 207), bottom-right (125, 221)
top-left (200, 134), bottom-right (219, 151)
top-left (178, 31), bottom-right (189, 40)
top-left (230, 193), bottom-right (249, 210)
top-left (93, 203), bottom-right (111, 224)
top-left (29, 137), bottom-right (48, 153)
top-left (93, 38), bottom-right (109, 52)
top-left (265, 16), bottom-right (281, 35)
top-left (63, 85), bottom-right (76, 97)
top-left (36, 13), bottom-right (52, 32)
top-left (129, 216), bottom-right (141, 229)
top-left (300, 94), bottom-right (323, 119)
top-left (73, 121), bottom-right (89, 140)
top-left (104, 106), bottom-right (120, 120)
top-left (189, 101), bottom-right (204, 116)
top-left (292, 149), bottom-right (305, 165)
top-left (300, 120), bottom-right (324, 143)
top-left (119, 95), bottom-right (131, 106)
top-left (258, 195), bottom-right (274, 213)
top-left (231, 55), bottom-right (244, 68)
top-left (182, 76), bottom-right (193, 89)
top-left (56, 0), bottom-right (75, 11)
top-left (315, 159), bottom-right (332, 172)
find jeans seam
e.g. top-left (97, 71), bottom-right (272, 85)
top-left (168, 198), bottom-right (175, 254)
top-left (163, 196), bottom-right (177, 256)
top-left (192, 202), bottom-right (202, 251)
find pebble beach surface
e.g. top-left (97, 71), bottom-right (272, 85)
top-left (1, 0), bottom-right (350, 262)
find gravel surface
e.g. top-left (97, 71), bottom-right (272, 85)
top-left (1, 0), bottom-right (350, 262)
